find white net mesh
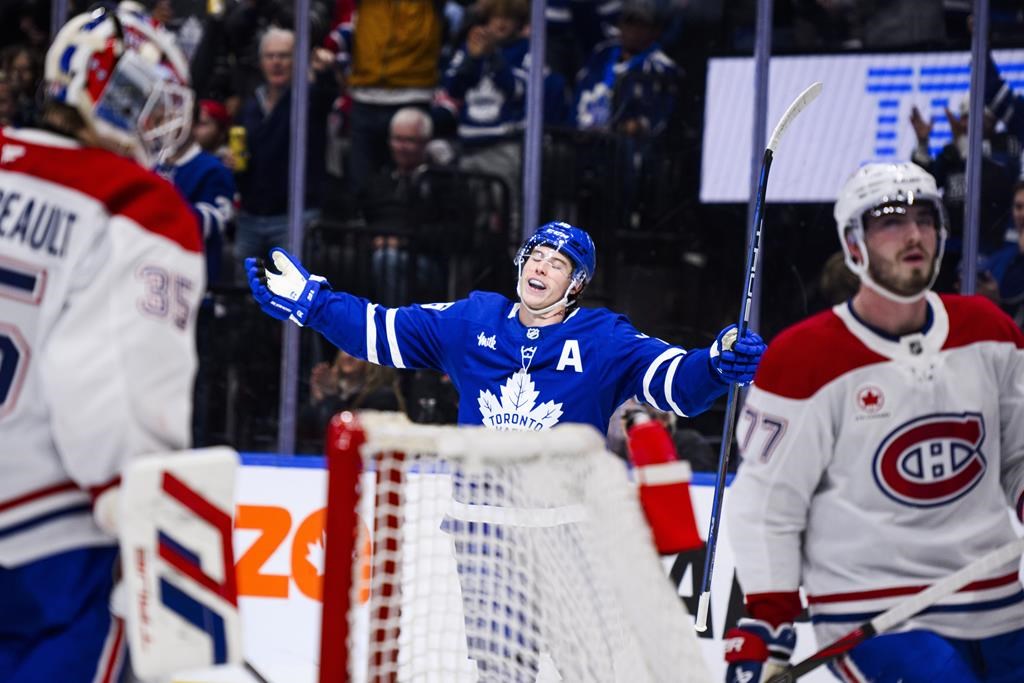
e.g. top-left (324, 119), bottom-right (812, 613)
top-left (343, 414), bottom-right (708, 683)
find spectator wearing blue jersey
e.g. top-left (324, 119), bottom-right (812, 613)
top-left (244, 220), bottom-right (766, 437)
top-left (572, 0), bottom-right (680, 138)
top-left (163, 102), bottom-right (238, 287)
top-left (160, 99), bottom-right (239, 450)
top-left (435, 0), bottom-right (533, 236)
top-left (570, 0), bottom-right (681, 227)
top-left (544, 0), bottom-right (621, 84)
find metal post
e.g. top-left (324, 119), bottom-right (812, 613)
top-left (960, 0), bottom-right (989, 296)
top-left (50, 0), bottom-right (69, 39)
top-left (521, 0), bottom-right (548, 240)
top-left (747, 0), bottom-right (773, 332)
top-left (278, 0), bottom-right (312, 455)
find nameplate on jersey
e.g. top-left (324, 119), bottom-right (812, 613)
top-left (0, 186), bottom-right (77, 258)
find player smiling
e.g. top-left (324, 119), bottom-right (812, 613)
top-left (246, 220), bottom-right (767, 435)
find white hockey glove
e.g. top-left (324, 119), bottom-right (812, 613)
top-left (709, 324), bottom-right (766, 385)
top-left (245, 247), bottom-right (328, 326)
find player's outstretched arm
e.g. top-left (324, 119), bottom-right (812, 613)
top-left (245, 247), bottom-right (456, 373)
top-left (245, 247), bottom-right (328, 326)
top-left (709, 324), bottom-right (767, 386)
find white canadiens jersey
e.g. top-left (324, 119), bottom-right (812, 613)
top-left (729, 292), bottom-right (1024, 645)
top-left (306, 290), bottom-right (728, 434)
top-left (0, 128), bottom-right (204, 567)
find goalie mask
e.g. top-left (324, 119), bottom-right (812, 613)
top-left (44, 6), bottom-right (193, 167)
top-left (514, 221), bottom-right (596, 316)
top-left (833, 162), bottom-right (947, 304)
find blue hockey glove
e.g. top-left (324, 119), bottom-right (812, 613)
top-left (709, 325), bottom-right (766, 385)
top-left (723, 618), bottom-right (796, 683)
top-left (245, 248), bottom-right (328, 326)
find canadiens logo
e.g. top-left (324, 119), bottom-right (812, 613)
top-left (856, 385), bottom-right (885, 414)
top-left (872, 412), bottom-right (986, 508)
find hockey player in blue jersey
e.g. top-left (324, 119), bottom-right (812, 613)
top-left (245, 221), bottom-right (765, 435)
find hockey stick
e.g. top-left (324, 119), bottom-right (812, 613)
top-left (694, 82), bottom-right (822, 633)
top-left (767, 537), bottom-right (1024, 682)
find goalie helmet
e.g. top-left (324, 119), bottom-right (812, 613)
top-left (43, 5), bottom-right (192, 167)
top-left (833, 162), bottom-right (947, 303)
top-left (514, 221), bottom-right (597, 315)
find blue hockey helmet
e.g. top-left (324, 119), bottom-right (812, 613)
top-left (514, 221), bottom-right (597, 289)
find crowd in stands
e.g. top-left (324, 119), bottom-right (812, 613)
top-left (2, 0), bottom-right (1023, 463)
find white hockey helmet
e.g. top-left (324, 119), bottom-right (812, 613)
top-left (43, 5), bottom-right (193, 167)
top-left (833, 162), bottom-right (947, 303)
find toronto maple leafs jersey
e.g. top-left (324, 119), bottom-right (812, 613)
top-left (729, 292), bottom-right (1024, 646)
top-left (161, 142), bottom-right (236, 286)
top-left (306, 289), bottom-right (728, 434)
top-left (573, 40), bottom-right (679, 133)
top-left (0, 127), bottom-right (204, 567)
top-left (441, 38), bottom-right (528, 144)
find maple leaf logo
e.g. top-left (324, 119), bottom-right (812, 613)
top-left (478, 371), bottom-right (563, 431)
top-left (306, 531), bottom-right (327, 576)
top-left (466, 76), bottom-right (502, 123)
top-left (577, 82), bottom-right (611, 129)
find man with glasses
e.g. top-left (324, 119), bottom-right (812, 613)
top-left (233, 27), bottom-right (337, 274)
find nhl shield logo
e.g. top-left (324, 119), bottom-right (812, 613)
top-left (872, 412), bottom-right (986, 508)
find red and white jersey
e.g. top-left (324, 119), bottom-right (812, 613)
top-left (0, 128), bottom-right (204, 566)
top-left (729, 291), bottom-right (1024, 645)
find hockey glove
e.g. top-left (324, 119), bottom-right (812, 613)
top-left (709, 325), bottom-right (766, 385)
top-left (245, 247), bottom-right (328, 326)
top-left (723, 618), bottom-right (796, 683)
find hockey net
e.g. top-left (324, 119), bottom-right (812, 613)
top-left (319, 411), bottom-right (708, 683)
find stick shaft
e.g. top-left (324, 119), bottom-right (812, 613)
top-left (695, 82), bottom-right (822, 632)
top-left (695, 149), bottom-right (773, 632)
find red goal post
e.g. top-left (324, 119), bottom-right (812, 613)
top-left (319, 411), bottom-right (708, 683)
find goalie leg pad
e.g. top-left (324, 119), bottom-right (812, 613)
top-left (118, 447), bottom-right (242, 680)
